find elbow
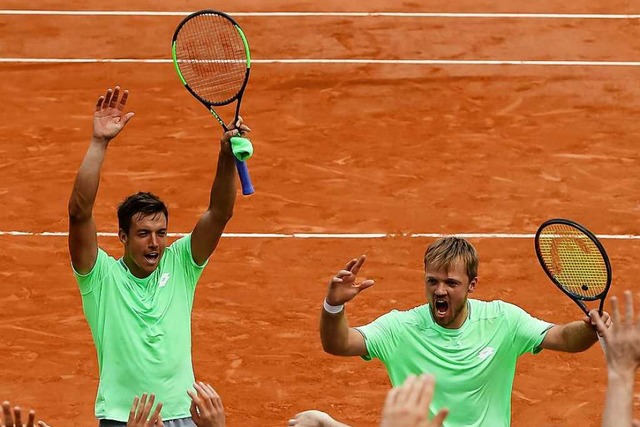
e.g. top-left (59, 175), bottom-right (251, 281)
top-left (320, 336), bottom-right (347, 356)
top-left (68, 200), bottom-right (90, 223)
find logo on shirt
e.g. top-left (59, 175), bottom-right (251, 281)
top-left (158, 273), bottom-right (171, 288)
top-left (478, 347), bottom-right (495, 360)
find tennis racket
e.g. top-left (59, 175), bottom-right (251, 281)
top-left (534, 218), bottom-right (612, 349)
top-left (172, 9), bottom-right (254, 195)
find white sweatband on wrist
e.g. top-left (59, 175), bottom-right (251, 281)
top-left (323, 298), bottom-right (345, 314)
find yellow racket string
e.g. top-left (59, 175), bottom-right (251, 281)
top-left (537, 224), bottom-right (608, 298)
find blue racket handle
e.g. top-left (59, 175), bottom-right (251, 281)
top-left (234, 158), bottom-right (254, 195)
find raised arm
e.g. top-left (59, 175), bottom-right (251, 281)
top-left (320, 255), bottom-right (374, 357)
top-left (540, 309), bottom-right (611, 353)
top-left (190, 118), bottom-right (251, 266)
top-left (68, 86), bottom-right (134, 274)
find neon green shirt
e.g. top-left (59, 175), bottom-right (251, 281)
top-left (356, 299), bottom-right (553, 427)
top-left (74, 234), bottom-right (206, 421)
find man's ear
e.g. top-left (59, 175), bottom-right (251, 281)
top-left (118, 229), bottom-right (128, 244)
top-left (468, 277), bottom-right (478, 293)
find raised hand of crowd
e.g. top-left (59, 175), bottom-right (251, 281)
top-left (1, 401), bottom-right (50, 427)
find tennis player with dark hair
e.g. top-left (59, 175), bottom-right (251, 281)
top-left (68, 86), bottom-right (250, 426)
top-left (320, 236), bottom-right (612, 427)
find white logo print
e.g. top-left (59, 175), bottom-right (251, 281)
top-left (478, 347), bottom-right (495, 360)
top-left (158, 273), bottom-right (171, 288)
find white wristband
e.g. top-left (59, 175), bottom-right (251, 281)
top-left (323, 298), bottom-right (345, 314)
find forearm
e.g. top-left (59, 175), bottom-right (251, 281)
top-left (560, 321), bottom-right (598, 352)
top-left (68, 138), bottom-right (108, 220)
top-left (320, 308), bottom-right (351, 355)
top-left (602, 370), bottom-right (634, 427)
top-left (207, 151), bottom-right (236, 221)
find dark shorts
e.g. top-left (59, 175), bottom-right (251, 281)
top-left (99, 418), bottom-right (195, 427)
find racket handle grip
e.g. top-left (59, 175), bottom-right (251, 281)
top-left (234, 158), bottom-right (254, 195)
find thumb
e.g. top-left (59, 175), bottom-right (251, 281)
top-left (357, 279), bottom-right (375, 292)
top-left (122, 112), bottom-right (135, 126)
top-left (430, 408), bottom-right (449, 427)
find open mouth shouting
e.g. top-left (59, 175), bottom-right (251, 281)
top-left (434, 299), bottom-right (450, 319)
top-left (144, 252), bottom-right (160, 265)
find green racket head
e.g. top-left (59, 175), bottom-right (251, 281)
top-left (171, 10), bottom-right (251, 107)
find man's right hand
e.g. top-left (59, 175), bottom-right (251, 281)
top-left (93, 86), bottom-right (135, 144)
top-left (326, 255), bottom-right (375, 306)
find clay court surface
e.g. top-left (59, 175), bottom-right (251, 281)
top-left (1, 0), bottom-right (640, 425)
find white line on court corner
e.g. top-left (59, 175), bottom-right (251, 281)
top-left (2, 11), bottom-right (640, 19)
top-left (2, 58), bottom-right (640, 67)
top-left (1, 231), bottom-right (639, 239)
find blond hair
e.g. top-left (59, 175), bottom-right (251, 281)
top-left (424, 237), bottom-right (478, 280)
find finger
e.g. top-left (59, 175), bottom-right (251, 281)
top-left (103, 88), bottom-right (114, 109)
top-left (95, 96), bottom-right (105, 112)
top-left (592, 311), bottom-right (610, 340)
top-left (110, 86), bottom-right (120, 108)
top-left (343, 258), bottom-right (358, 271)
top-left (625, 290), bottom-right (634, 326)
top-left (13, 407), bottom-right (22, 427)
top-left (119, 90), bottom-right (130, 108)
top-left (137, 394), bottom-right (148, 421)
top-left (406, 375), bottom-right (425, 405)
top-left (384, 385), bottom-right (401, 408)
top-left (2, 401), bottom-right (12, 425)
top-left (203, 384), bottom-right (224, 412)
top-left (149, 402), bottom-right (163, 425)
top-left (189, 398), bottom-right (199, 422)
top-left (356, 279), bottom-right (375, 291)
top-left (288, 418), bottom-right (297, 426)
top-left (27, 410), bottom-right (35, 427)
top-left (128, 396), bottom-right (140, 423)
top-left (417, 374), bottom-right (436, 408)
top-left (611, 296), bottom-right (620, 333)
top-left (37, 422), bottom-right (50, 427)
top-left (397, 375), bottom-right (417, 403)
top-left (431, 408), bottom-right (449, 427)
top-left (350, 255), bottom-right (367, 275)
top-left (335, 270), bottom-right (354, 279)
top-left (194, 382), bottom-right (213, 412)
top-left (143, 394), bottom-right (156, 420)
top-left (121, 112), bottom-right (135, 127)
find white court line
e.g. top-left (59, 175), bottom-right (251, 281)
top-left (2, 10), bottom-right (640, 19)
top-left (2, 58), bottom-right (640, 67)
top-left (1, 231), bottom-right (639, 239)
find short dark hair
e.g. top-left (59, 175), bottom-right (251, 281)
top-left (117, 192), bottom-right (169, 234)
top-left (424, 237), bottom-right (478, 280)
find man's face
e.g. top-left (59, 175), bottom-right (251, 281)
top-left (425, 259), bottom-right (477, 329)
top-left (119, 212), bottom-right (168, 278)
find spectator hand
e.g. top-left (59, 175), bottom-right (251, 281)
top-left (126, 394), bottom-right (163, 427)
top-left (1, 401), bottom-right (50, 427)
top-left (188, 382), bottom-right (225, 427)
top-left (380, 375), bottom-right (448, 427)
top-left (594, 291), bottom-right (640, 376)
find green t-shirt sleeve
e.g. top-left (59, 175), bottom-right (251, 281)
top-left (502, 301), bottom-right (553, 356)
top-left (356, 310), bottom-right (403, 362)
top-left (73, 248), bottom-right (110, 296)
top-left (168, 234), bottom-right (208, 291)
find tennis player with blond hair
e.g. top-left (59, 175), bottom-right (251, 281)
top-left (320, 236), bottom-right (612, 426)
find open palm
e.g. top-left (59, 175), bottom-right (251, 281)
top-left (326, 255), bottom-right (375, 306)
top-left (93, 86), bottom-right (134, 142)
